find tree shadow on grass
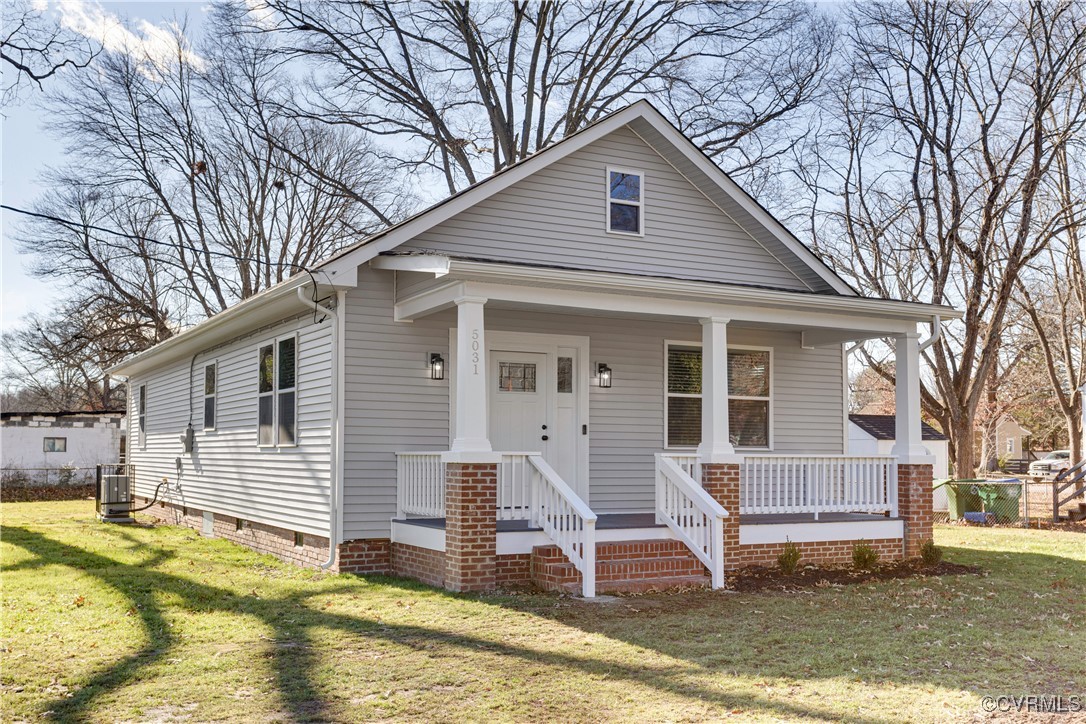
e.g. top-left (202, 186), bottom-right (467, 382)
top-left (3, 525), bottom-right (892, 723)
top-left (496, 542), bottom-right (1084, 713)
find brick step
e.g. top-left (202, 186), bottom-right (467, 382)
top-left (531, 539), bottom-right (710, 595)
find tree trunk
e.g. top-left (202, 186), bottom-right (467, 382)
top-left (950, 416), bottom-right (976, 479)
top-left (1069, 412), bottom-right (1084, 464)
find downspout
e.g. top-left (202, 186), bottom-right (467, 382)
top-left (296, 285), bottom-right (341, 570)
top-left (919, 315), bottom-right (942, 353)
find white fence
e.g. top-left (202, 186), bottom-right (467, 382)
top-left (740, 455), bottom-right (896, 517)
top-left (655, 454), bottom-right (727, 588)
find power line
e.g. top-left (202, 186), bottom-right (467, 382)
top-left (1, 204), bottom-right (311, 270)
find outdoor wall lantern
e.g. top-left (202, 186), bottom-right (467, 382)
top-left (597, 362), bottom-right (612, 388)
top-left (430, 353), bottom-right (445, 380)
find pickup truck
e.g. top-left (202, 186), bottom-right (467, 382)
top-left (1028, 450), bottom-right (1071, 481)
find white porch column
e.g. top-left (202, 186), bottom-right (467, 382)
top-left (697, 317), bottom-right (739, 463)
top-left (450, 295), bottom-right (492, 453)
top-left (891, 332), bottom-right (931, 462)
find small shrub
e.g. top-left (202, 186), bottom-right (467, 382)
top-left (919, 539), bottom-right (943, 566)
top-left (777, 539), bottom-right (802, 575)
top-left (852, 540), bottom-right (880, 570)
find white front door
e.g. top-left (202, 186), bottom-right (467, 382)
top-left (488, 346), bottom-right (585, 498)
top-left (489, 351), bottom-right (550, 456)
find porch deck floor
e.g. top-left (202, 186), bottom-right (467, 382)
top-left (395, 511), bottom-right (897, 532)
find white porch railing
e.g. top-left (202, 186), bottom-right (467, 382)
top-left (655, 454), bottom-right (728, 588)
top-left (396, 452), bottom-right (446, 517)
top-left (740, 455), bottom-right (897, 517)
top-left (525, 455), bottom-right (598, 598)
top-left (497, 452), bottom-right (536, 521)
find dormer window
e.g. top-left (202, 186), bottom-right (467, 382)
top-left (607, 168), bottom-right (643, 235)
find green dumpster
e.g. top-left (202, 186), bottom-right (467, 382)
top-left (940, 479), bottom-right (1021, 524)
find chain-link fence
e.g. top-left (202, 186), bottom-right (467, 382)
top-left (1, 466), bottom-right (98, 502)
top-left (935, 478), bottom-right (1086, 527)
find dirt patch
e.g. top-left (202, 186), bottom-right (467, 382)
top-left (725, 559), bottom-right (984, 593)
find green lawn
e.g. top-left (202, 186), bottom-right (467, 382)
top-left (2, 501), bottom-right (1083, 722)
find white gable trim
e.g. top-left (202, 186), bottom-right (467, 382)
top-left (318, 101), bottom-right (854, 295)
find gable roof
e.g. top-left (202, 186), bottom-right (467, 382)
top-left (316, 100), bottom-right (857, 296)
top-left (849, 414), bottom-right (948, 442)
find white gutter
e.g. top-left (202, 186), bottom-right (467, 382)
top-left (296, 286), bottom-right (341, 570)
top-left (918, 315), bottom-right (942, 352)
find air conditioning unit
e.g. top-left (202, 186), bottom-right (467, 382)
top-left (96, 464), bottom-right (134, 524)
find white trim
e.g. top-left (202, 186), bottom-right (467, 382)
top-left (605, 166), bottom-right (645, 236)
top-left (391, 520), bottom-right (446, 552)
top-left (663, 339), bottom-right (774, 452)
top-left (738, 519), bottom-right (904, 546)
top-left (395, 262), bottom-right (960, 328)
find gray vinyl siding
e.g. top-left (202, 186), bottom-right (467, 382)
top-left (126, 312), bottom-right (334, 537)
top-left (342, 267), bottom-right (845, 539)
top-left (401, 125), bottom-right (812, 291)
top-left (626, 116), bottom-right (841, 294)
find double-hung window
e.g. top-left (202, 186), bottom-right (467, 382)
top-left (607, 168), bottom-right (643, 235)
top-left (258, 336), bottom-right (297, 447)
top-left (138, 384), bottom-right (147, 448)
top-left (665, 343), bottom-right (772, 449)
top-left (203, 363), bottom-right (217, 430)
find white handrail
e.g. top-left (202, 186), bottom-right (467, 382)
top-left (395, 452), bottom-right (446, 517)
top-left (527, 455), bottom-right (597, 597)
top-left (654, 454), bottom-right (728, 589)
top-left (740, 455), bottom-right (896, 517)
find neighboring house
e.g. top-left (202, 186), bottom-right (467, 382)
top-left (1, 410), bottom-right (126, 485)
top-left (109, 101), bottom-right (961, 597)
top-left (994, 416), bottom-right (1031, 459)
top-left (848, 414), bottom-right (950, 510)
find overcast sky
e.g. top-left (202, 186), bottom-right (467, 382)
top-left (1, 0), bottom-right (208, 332)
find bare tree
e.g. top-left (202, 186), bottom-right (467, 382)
top-left (18, 12), bottom-right (402, 326)
top-left (1, 0), bottom-right (95, 102)
top-left (0, 297), bottom-right (143, 411)
top-left (1015, 142), bottom-right (1086, 460)
top-left (813, 0), bottom-right (1086, 475)
top-left (252, 0), bottom-right (833, 195)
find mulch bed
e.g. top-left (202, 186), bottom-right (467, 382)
top-left (1, 485), bottom-right (95, 503)
top-left (725, 559), bottom-right (984, 593)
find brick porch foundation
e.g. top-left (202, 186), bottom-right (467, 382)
top-left (733, 538), bottom-right (903, 568)
top-left (897, 463), bottom-right (935, 557)
top-left (701, 463), bottom-right (740, 566)
top-left (138, 497), bottom-right (391, 574)
top-left (443, 462), bottom-right (499, 592)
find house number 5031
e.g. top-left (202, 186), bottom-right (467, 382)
top-left (471, 329), bottom-right (480, 374)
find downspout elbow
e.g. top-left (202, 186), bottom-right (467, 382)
top-left (918, 315), bottom-right (942, 353)
top-left (297, 285), bottom-right (340, 570)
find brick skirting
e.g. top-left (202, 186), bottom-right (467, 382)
top-left (733, 537), bottom-right (903, 568)
top-left (138, 497), bottom-right (391, 574)
top-left (391, 542), bottom-right (446, 587)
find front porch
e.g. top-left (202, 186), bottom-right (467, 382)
top-left (378, 257), bottom-right (940, 596)
top-left (391, 451), bottom-right (913, 596)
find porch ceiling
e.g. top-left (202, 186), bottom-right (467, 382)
top-left (385, 258), bottom-right (960, 345)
